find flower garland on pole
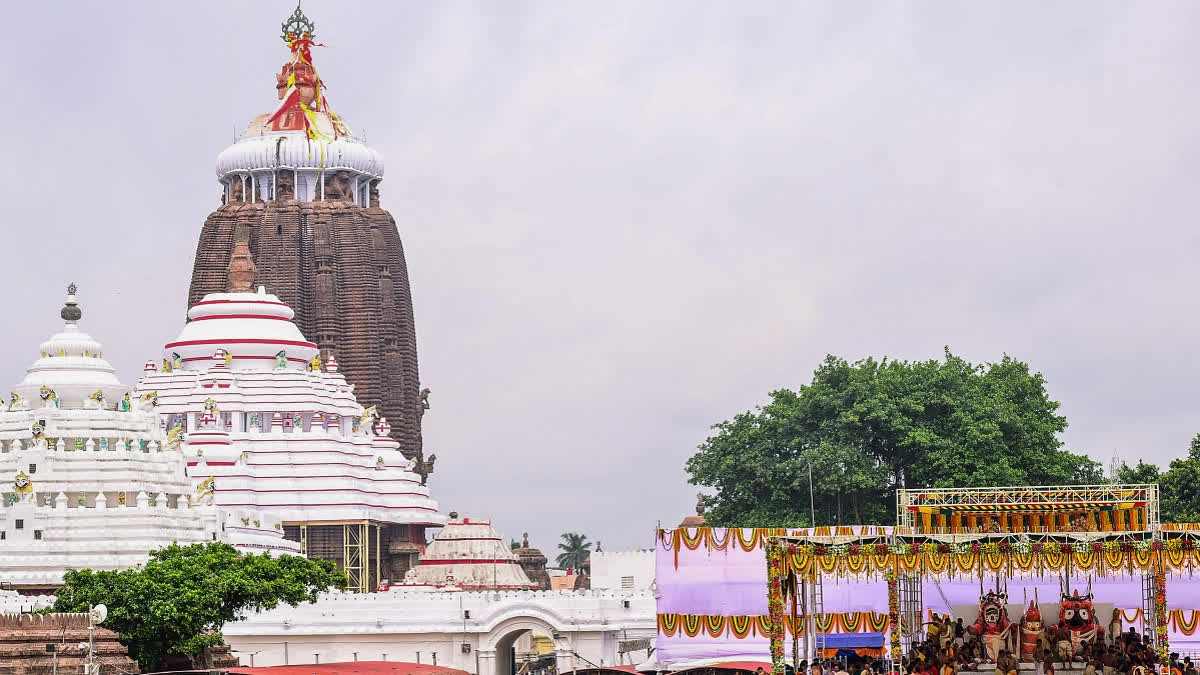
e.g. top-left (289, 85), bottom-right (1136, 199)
top-left (886, 570), bottom-right (902, 665)
top-left (1153, 551), bottom-right (1169, 667)
top-left (767, 538), bottom-right (786, 673)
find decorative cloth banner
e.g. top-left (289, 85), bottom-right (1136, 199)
top-left (778, 543), bottom-right (1200, 580)
top-left (660, 527), bottom-right (1200, 575)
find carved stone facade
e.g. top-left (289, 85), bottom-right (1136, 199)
top-left (188, 187), bottom-right (424, 463)
top-left (0, 613), bottom-right (139, 674)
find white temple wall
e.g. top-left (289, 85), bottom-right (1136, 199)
top-left (223, 589), bottom-right (657, 672)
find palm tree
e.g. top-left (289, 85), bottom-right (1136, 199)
top-left (556, 532), bottom-right (592, 570)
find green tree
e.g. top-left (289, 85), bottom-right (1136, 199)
top-left (556, 532), bottom-right (592, 569)
top-left (1160, 433), bottom-right (1200, 523)
top-left (511, 539), bottom-right (521, 550)
top-left (686, 349), bottom-right (1104, 526)
top-left (1117, 460), bottom-right (1161, 485)
top-left (52, 542), bottom-right (346, 670)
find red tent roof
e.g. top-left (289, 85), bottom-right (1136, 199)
top-left (229, 662), bottom-right (471, 675)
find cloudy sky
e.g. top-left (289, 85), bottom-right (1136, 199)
top-left (2, 2), bottom-right (1197, 552)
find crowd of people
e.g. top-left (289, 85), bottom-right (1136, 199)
top-left (901, 620), bottom-right (1193, 675)
top-left (750, 620), bottom-right (1195, 675)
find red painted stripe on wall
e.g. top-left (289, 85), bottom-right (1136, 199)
top-left (164, 338), bottom-right (317, 349)
top-left (190, 314), bottom-right (292, 321)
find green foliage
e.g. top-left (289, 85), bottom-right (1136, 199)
top-left (1117, 460), bottom-right (1161, 485)
top-left (52, 542), bottom-right (346, 670)
top-left (1159, 433), bottom-right (1200, 523)
top-left (686, 349), bottom-right (1104, 527)
top-left (1114, 435), bottom-right (1200, 523)
top-left (556, 532), bottom-right (592, 570)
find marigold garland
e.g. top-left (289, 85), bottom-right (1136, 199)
top-left (657, 610), bottom-right (1200, 641)
top-left (886, 571), bottom-right (902, 663)
top-left (1174, 610), bottom-right (1200, 637)
top-left (766, 538), bottom-right (786, 673)
top-left (773, 544), bottom-right (1199, 580)
top-left (1153, 565), bottom-right (1169, 664)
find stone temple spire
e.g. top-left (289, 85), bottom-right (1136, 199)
top-left (192, 7), bottom-right (426, 465)
top-left (227, 225), bottom-right (257, 292)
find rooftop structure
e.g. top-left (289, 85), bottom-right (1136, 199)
top-left (0, 612), bottom-right (140, 673)
top-left (400, 514), bottom-right (533, 590)
top-left (513, 532), bottom-right (553, 590)
top-left (188, 4), bottom-right (428, 473)
top-left (136, 233), bottom-right (446, 592)
top-left (895, 484), bottom-right (1159, 534)
top-left (0, 287), bottom-right (295, 591)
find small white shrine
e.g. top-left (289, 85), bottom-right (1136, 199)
top-left (391, 514), bottom-right (534, 591)
top-left (0, 285), bottom-right (296, 591)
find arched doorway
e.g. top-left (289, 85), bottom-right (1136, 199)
top-left (481, 616), bottom-right (566, 675)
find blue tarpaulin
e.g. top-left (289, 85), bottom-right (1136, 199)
top-left (821, 633), bottom-right (884, 649)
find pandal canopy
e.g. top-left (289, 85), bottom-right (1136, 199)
top-left (762, 484), bottom-right (1190, 673)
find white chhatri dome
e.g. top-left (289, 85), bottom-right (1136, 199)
top-left (15, 284), bottom-right (124, 409)
top-left (216, 117), bottom-right (384, 181)
top-left (164, 286), bottom-right (319, 370)
top-left (0, 284), bottom-right (298, 590)
top-left (407, 515), bottom-right (533, 590)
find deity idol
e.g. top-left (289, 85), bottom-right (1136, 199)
top-left (1055, 587), bottom-right (1104, 659)
top-left (968, 590), bottom-right (1014, 661)
top-left (1019, 599), bottom-right (1046, 662)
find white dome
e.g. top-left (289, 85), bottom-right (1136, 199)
top-left (15, 288), bottom-right (124, 409)
top-left (164, 287), bottom-right (318, 370)
top-left (215, 115), bottom-right (384, 180)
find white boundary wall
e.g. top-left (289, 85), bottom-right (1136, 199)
top-left (223, 588), bottom-right (657, 673)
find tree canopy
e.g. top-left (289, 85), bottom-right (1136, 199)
top-left (52, 542), bottom-right (346, 670)
top-left (1120, 433), bottom-right (1200, 523)
top-left (686, 349), bottom-right (1104, 527)
top-left (556, 532), bottom-right (592, 569)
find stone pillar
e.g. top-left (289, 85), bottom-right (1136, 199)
top-left (477, 648), bottom-right (498, 675)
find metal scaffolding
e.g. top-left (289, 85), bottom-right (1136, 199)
top-left (897, 572), bottom-right (923, 653)
top-left (343, 521), bottom-right (369, 593)
top-left (896, 484), bottom-right (1159, 532)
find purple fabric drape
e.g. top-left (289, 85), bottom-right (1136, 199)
top-left (655, 529), bottom-right (1200, 666)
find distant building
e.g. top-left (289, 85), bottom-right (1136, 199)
top-left (591, 550), bottom-right (655, 592)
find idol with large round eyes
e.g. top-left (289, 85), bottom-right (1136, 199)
top-left (1064, 609), bottom-right (1076, 621)
top-left (1078, 608), bottom-right (1090, 621)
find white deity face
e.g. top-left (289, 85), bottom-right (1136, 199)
top-left (14, 475), bottom-right (30, 490)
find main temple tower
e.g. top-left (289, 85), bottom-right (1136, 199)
top-left (188, 7), bottom-right (429, 473)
